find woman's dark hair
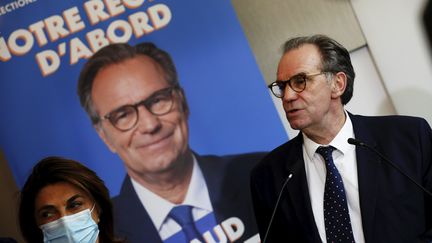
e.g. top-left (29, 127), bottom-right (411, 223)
top-left (18, 156), bottom-right (124, 243)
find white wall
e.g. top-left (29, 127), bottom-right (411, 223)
top-left (271, 0), bottom-right (432, 139)
top-left (351, 0), bottom-right (432, 124)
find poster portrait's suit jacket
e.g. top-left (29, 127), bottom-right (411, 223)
top-left (251, 113), bottom-right (432, 243)
top-left (113, 152), bottom-right (266, 243)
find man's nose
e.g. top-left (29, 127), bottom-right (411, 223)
top-left (282, 84), bottom-right (298, 102)
top-left (135, 106), bottom-right (162, 133)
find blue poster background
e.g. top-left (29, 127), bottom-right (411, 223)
top-left (0, 0), bottom-right (287, 196)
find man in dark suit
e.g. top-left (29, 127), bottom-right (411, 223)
top-left (77, 42), bottom-right (264, 243)
top-left (250, 35), bottom-right (432, 243)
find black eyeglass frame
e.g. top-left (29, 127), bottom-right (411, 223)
top-left (268, 72), bottom-right (330, 98)
top-left (100, 85), bottom-right (180, 132)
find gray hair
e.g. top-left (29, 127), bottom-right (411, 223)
top-left (77, 42), bottom-right (187, 124)
top-left (282, 35), bottom-right (355, 105)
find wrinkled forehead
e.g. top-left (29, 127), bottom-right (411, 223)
top-left (277, 44), bottom-right (323, 80)
top-left (91, 56), bottom-right (170, 112)
top-left (34, 181), bottom-right (91, 210)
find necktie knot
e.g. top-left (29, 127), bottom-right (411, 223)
top-left (168, 205), bottom-right (203, 242)
top-left (169, 205), bottom-right (195, 225)
top-left (316, 146), bottom-right (336, 161)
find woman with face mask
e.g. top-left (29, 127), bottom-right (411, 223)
top-left (18, 156), bottom-right (125, 243)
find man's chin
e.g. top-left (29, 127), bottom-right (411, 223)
top-left (132, 158), bottom-right (175, 174)
top-left (287, 119), bottom-right (303, 130)
top-left (289, 125), bottom-right (301, 131)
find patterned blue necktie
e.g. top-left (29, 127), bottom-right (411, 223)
top-left (168, 205), bottom-right (203, 242)
top-left (316, 146), bottom-right (355, 243)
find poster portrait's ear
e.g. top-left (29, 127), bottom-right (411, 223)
top-left (94, 125), bottom-right (117, 153)
top-left (177, 87), bottom-right (190, 117)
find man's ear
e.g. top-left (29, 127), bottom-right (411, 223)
top-left (177, 88), bottom-right (190, 118)
top-left (331, 71), bottom-right (347, 98)
top-left (95, 125), bottom-right (117, 153)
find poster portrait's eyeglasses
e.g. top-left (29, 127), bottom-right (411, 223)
top-left (101, 86), bottom-right (179, 131)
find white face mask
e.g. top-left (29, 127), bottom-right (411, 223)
top-left (39, 205), bottom-right (99, 243)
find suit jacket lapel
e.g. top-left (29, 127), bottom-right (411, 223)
top-left (350, 113), bottom-right (381, 243)
top-left (284, 134), bottom-right (322, 242)
top-left (114, 177), bottom-right (162, 243)
top-left (197, 153), bottom-right (238, 222)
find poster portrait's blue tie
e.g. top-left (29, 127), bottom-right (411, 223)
top-left (168, 205), bottom-right (203, 242)
top-left (316, 146), bottom-right (355, 243)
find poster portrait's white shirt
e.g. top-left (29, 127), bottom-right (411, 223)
top-left (131, 155), bottom-right (213, 240)
top-left (302, 111), bottom-right (365, 243)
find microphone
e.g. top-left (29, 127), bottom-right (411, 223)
top-left (262, 173), bottom-right (293, 243)
top-left (347, 138), bottom-right (432, 197)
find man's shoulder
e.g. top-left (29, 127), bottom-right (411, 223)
top-left (259, 134), bottom-right (301, 162)
top-left (197, 152), bottom-right (267, 167)
top-left (111, 176), bottom-right (135, 205)
top-left (195, 152), bottom-right (267, 182)
top-left (351, 113), bottom-right (431, 132)
top-left (112, 192), bottom-right (124, 204)
top-left (248, 142), bottom-right (296, 182)
top-left (352, 113), bottom-right (428, 125)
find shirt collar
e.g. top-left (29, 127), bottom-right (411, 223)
top-left (303, 110), bottom-right (354, 158)
top-left (182, 156), bottom-right (213, 212)
top-left (130, 155), bottom-right (212, 231)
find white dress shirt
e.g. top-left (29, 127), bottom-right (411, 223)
top-left (303, 111), bottom-right (365, 243)
top-left (131, 155), bottom-right (213, 240)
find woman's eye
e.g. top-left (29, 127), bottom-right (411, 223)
top-left (37, 209), bottom-right (59, 224)
top-left (68, 201), bottom-right (83, 210)
top-left (40, 211), bottom-right (55, 219)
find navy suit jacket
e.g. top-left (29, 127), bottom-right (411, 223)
top-left (251, 114), bottom-right (432, 243)
top-left (113, 152), bottom-right (266, 243)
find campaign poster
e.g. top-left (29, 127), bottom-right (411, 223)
top-left (0, 0), bottom-right (287, 242)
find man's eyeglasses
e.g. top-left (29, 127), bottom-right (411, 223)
top-left (101, 86), bottom-right (179, 132)
top-left (268, 72), bottom-right (329, 98)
